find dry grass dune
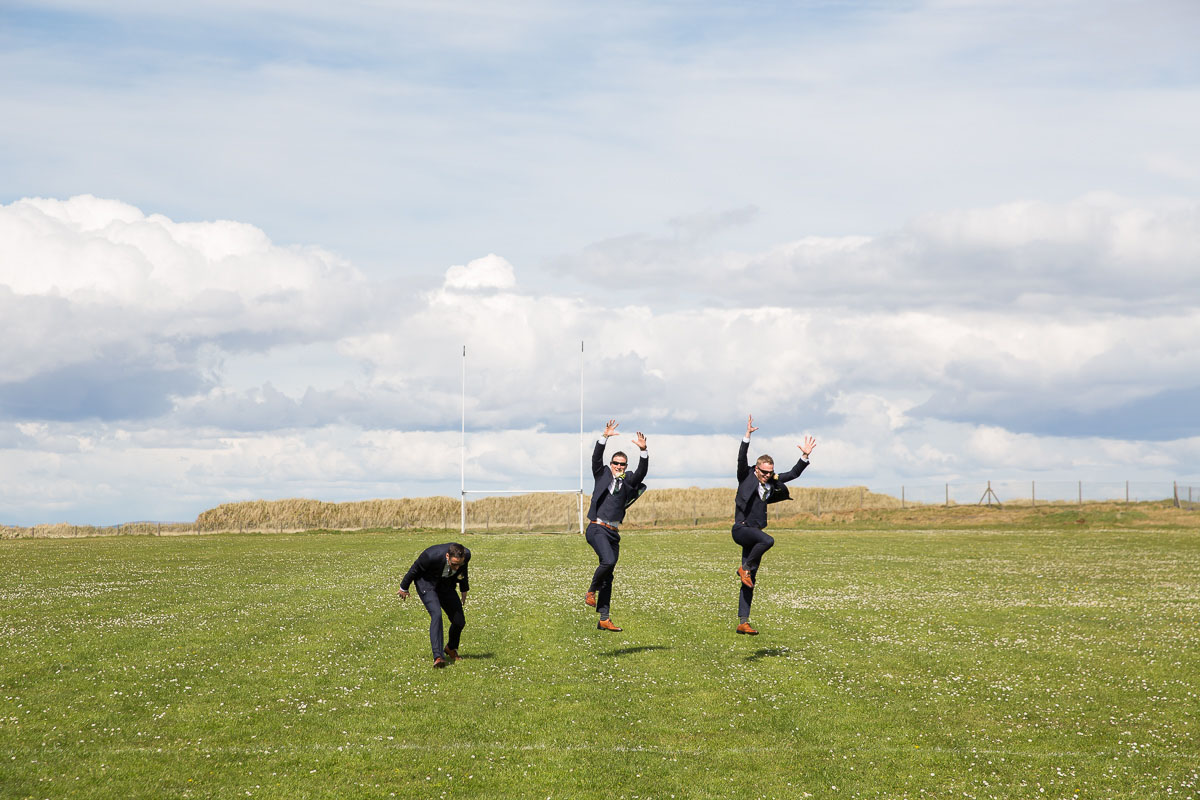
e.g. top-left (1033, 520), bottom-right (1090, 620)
top-left (11, 488), bottom-right (1189, 539)
top-left (0, 522), bottom-right (196, 539)
top-left (184, 486), bottom-right (896, 533)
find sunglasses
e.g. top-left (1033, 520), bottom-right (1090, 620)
top-left (611, 461), bottom-right (628, 468)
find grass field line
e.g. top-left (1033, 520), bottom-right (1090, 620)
top-left (21, 740), bottom-right (1194, 761)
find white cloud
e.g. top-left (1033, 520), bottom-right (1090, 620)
top-left (3, 193), bottom-right (1200, 524)
top-left (443, 254), bottom-right (517, 291)
top-left (561, 194), bottom-right (1200, 313)
top-left (0, 195), bottom-right (371, 417)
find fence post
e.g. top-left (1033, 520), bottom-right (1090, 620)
top-left (1126, 480), bottom-right (1129, 503)
top-left (1078, 480), bottom-right (1082, 506)
top-left (1174, 481), bottom-right (1180, 508)
top-left (1031, 480), bottom-right (1036, 508)
top-left (901, 486), bottom-right (905, 509)
top-left (945, 483), bottom-right (949, 507)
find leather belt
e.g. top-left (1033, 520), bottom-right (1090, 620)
top-left (590, 519), bottom-right (618, 532)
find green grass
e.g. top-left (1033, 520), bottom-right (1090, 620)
top-left (2, 528), bottom-right (1198, 799)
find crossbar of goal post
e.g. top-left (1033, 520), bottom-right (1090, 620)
top-left (460, 341), bottom-right (586, 535)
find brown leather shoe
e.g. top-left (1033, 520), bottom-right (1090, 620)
top-left (597, 618), bottom-right (623, 632)
top-left (433, 656), bottom-right (447, 668)
top-left (736, 622), bottom-right (758, 635)
top-left (737, 566), bottom-right (755, 588)
top-left (445, 648), bottom-right (462, 663)
top-left (584, 591), bottom-right (597, 607)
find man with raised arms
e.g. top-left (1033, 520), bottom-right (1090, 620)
top-left (584, 419), bottom-right (649, 632)
top-left (732, 415), bottom-right (816, 635)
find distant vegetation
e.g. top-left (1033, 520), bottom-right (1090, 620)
top-left (0, 521), bottom-right (196, 539)
top-left (189, 485), bottom-right (898, 533)
top-left (4, 489), bottom-right (1196, 539)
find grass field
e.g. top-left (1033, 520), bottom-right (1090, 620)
top-left (2, 527), bottom-right (1198, 799)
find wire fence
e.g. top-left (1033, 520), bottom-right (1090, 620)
top-left (874, 480), bottom-right (1199, 510)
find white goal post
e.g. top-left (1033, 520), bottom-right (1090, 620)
top-left (460, 341), bottom-right (586, 534)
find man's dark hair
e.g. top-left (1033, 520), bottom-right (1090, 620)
top-left (611, 451), bottom-right (629, 463)
top-left (447, 543), bottom-right (467, 559)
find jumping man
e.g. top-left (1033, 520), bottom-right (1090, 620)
top-left (732, 415), bottom-right (816, 635)
top-left (584, 419), bottom-right (648, 632)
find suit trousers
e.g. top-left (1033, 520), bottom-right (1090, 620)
top-left (414, 577), bottom-right (465, 659)
top-left (731, 523), bottom-right (775, 618)
top-left (585, 523), bottom-right (620, 619)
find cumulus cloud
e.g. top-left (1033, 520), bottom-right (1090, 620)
top-left (0, 195), bottom-right (370, 421)
top-left (557, 194), bottom-right (1200, 312)
top-left (3, 192), bottom-right (1199, 524)
top-left (443, 253), bottom-right (517, 290)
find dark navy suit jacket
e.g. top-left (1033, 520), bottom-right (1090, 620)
top-left (400, 543), bottom-right (471, 592)
top-left (586, 439), bottom-right (648, 524)
top-left (734, 439), bottom-right (807, 529)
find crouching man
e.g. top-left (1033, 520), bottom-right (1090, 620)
top-left (397, 542), bottom-right (471, 668)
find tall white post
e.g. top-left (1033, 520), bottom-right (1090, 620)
top-left (461, 345), bottom-right (466, 535)
top-left (578, 339), bottom-right (585, 535)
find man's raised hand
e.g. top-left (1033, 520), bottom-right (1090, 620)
top-left (603, 419), bottom-right (619, 438)
top-left (746, 414), bottom-right (759, 438)
top-left (633, 431), bottom-right (648, 451)
top-left (799, 436), bottom-right (817, 458)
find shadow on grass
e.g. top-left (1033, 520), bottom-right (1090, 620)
top-left (745, 648), bottom-right (789, 662)
top-left (459, 652), bottom-right (496, 660)
top-left (598, 645), bottom-right (672, 657)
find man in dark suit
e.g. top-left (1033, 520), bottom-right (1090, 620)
top-left (732, 415), bottom-right (816, 635)
top-left (397, 542), bottom-right (471, 668)
top-left (584, 419), bottom-right (648, 632)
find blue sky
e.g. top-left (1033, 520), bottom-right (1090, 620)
top-left (2, 0), bottom-right (1199, 524)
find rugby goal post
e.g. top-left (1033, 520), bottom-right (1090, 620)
top-left (460, 341), bottom-right (585, 534)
